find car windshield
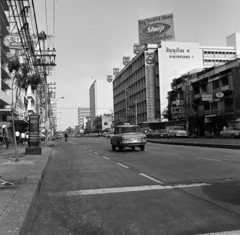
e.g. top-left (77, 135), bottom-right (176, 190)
top-left (120, 126), bottom-right (141, 133)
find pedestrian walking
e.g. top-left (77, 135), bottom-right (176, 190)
top-left (25, 131), bottom-right (29, 145)
top-left (21, 132), bottom-right (26, 145)
top-left (3, 126), bottom-right (9, 148)
top-left (15, 130), bottom-right (20, 145)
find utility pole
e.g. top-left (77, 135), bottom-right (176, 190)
top-left (34, 31), bottom-right (56, 145)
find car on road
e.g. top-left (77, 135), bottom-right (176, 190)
top-left (56, 134), bottom-right (63, 139)
top-left (220, 127), bottom-right (240, 138)
top-left (111, 124), bottom-right (147, 151)
top-left (168, 126), bottom-right (188, 138)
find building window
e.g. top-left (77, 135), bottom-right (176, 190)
top-left (104, 122), bottom-right (108, 125)
top-left (221, 76), bottom-right (228, 86)
top-left (212, 80), bottom-right (220, 89)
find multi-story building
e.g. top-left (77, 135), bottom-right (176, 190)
top-left (89, 79), bottom-right (113, 130)
top-left (168, 57), bottom-right (240, 135)
top-left (113, 33), bottom-right (240, 125)
top-left (0, 1), bottom-right (12, 124)
top-left (93, 114), bottom-right (112, 132)
top-left (0, 1), bottom-right (29, 138)
top-left (78, 107), bottom-right (90, 129)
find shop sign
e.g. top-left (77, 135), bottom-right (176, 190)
top-left (171, 106), bottom-right (184, 114)
top-left (3, 34), bottom-right (27, 49)
top-left (215, 92), bottom-right (224, 98)
top-left (202, 94), bottom-right (213, 101)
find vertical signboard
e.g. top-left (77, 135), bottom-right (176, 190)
top-left (113, 68), bottom-right (119, 76)
top-left (125, 84), bottom-right (129, 117)
top-left (133, 43), bottom-right (144, 54)
top-left (145, 51), bottom-right (156, 121)
top-left (107, 75), bottom-right (113, 82)
top-left (123, 56), bottom-right (130, 66)
top-left (138, 13), bottom-right (175, 45)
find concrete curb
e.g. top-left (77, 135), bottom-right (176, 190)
top-left (147, 140), bottom-right (240, 150)
top-left (0, 147), bottom-right (52, 235)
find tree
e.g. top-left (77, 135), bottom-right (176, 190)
top-left (162, 107), bottom-right (170, 120)
top-left (8, 55), bottom-right (43, 161)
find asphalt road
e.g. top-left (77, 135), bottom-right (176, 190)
top-left (27, 137), bottom-right (240, 235)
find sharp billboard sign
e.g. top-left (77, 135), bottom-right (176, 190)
top-left (138, 13), bottom-right (175, 45)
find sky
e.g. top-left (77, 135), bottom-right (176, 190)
top-left (34, 0), bottom-right (240, 131)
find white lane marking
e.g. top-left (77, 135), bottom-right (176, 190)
top-left (50, 183), bottom-right (210, 197)
top-left (53, 185), bottom-right (166, 196)
top-left (94, 152), bottom-right (99, 155)
top-left (197, 230), bottom-right (240, 235)
top-left (116, 162), bottom-right (129, 168)
top-left (197, 157), bottom-right (221, 162)
top-left (68, 141), bottom-right (76, 145)
top-left (102, 156), bottom-right (110, 160)
top-left (174, 183), bottom-right (210, 188)
top-left (89, 150), bottom-right (92, 152)
top-left (139, 173), bottom-right (164, 184)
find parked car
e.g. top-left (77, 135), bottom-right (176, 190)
top-left (158, 129), bottom-right (170, 139)
top-left (150, 130), bottom-right (162, 138)
top-left (168, 126), bottom-right (188, 138)
top-left (220, 127), bottom-right (240, 138)
top-left (146, 130), bottom-right (154, 138)
top-left (204, 131), bottom-right (215, 138)
top-left (111, 124), bottom-right (147, 151)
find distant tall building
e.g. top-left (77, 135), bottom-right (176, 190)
top-left (78, 107), bottom-right (90, 129)
top-left (89, 80), bottom-right (113, 129)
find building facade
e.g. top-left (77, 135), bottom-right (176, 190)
top-left (89, 80), bottom-right (113, 130)
top-left (93, 114), bottom-right (113, 132)
top-left (78, 107), bottom-right (90, 129)
top-left (113, 33), bottom-right (240, 125)
top-left (168, 57), bottom-right (240, 135)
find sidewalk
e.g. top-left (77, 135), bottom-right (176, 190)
top-left (0, 141), bottom-right (54, 235)
top-left (147, 137), bottom-right (240, 149)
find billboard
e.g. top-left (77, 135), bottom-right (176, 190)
top-left (138, 13), bottom-right (175, 45)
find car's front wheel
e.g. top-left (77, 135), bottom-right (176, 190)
top-left (112, 144), bottom-right (116, 151)
top-left (140, 145), bottom-right (145, 151)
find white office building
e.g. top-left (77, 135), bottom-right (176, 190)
top-left (89, 80), bottom-right (113, 129)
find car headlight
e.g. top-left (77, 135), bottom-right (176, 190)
top-left (122, 137), bottom-right (129, 140)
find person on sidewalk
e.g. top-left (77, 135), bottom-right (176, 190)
top-left (25, 131), bottom-right (29, 145)
top-left (3, 127), bottom-right (9, 148)
top-left (15, 130), bottom-right (20, 145)
top-left (21, 132), bottom-right (26, 145)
